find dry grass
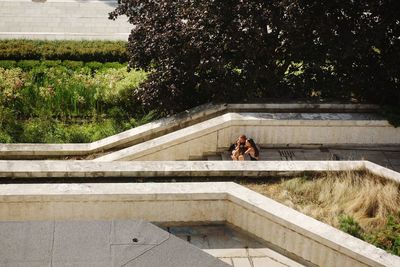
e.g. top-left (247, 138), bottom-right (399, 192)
top-left (243, 171), bottom-right (400, 232)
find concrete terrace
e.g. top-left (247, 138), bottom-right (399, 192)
top-left (0, 0), bottom-right (131, 40)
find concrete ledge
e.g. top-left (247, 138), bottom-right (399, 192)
top-left (0, 182), bottom-right (398, 267)
top-left (0, 103), bottom-right (380, 159)
top-left (95, 112), bottom-right (399, 161)
top-left (1, 160), bottom-right (400, 183)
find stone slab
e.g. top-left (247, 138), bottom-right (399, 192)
top-left (0, 219), bottom-right (230, 267)
top-left (0, 160), bottom-right (366, 178)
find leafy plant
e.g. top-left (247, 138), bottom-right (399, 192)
top-left (339, 215), bottom-right (364, 239)
top-left (0, 40), bottom-right (128, 62)
top-left (111, 0), bottom-right (400, 113)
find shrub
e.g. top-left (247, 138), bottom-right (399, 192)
top-left (16, 60), bottom-right (41, 71)
top-left (85, 61), bottom-right (104, 72)
top-left (62, 60), bottom-right (84, 70)
top-left (339, 215), bottom-right (364, 239)
top-left (41, 60), bottom-right (62, 68)
top-left (365, 213), bottom-right (400, 256)
top-left (103, 62), bottom-right (125, 69)
top-left (20, 118), bottom-right (56, 143)
top-left (0, 131), bottom-right (12, 143)
top-left (0, 60), bottom-right (16, 69)
top-left (111, 0), bottom-right (400, 113)
top-left (0, 40), bottom-right (128, 62)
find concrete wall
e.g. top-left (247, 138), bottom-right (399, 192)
top-left (0, 103), bottom-right (382, 159)
top-left (0, 0), bottom-right (131, 40)
top-left (95, 112), bottom-right (400, 161)
top-left (0, 182), bottom-right (398, 267)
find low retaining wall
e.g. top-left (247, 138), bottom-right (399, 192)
top-left (95, 112), bottom-right (400, 161)
top-left (0, 160), bottom-right (399, 183)
top-left (0, 182), bottom-right (398, 267)
top-left (0, 103), bottom-right (379, 159)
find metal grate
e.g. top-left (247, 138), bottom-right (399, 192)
top-left (279, 150), bottom-right (295, 160)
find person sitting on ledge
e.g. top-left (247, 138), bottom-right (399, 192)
top-left (244, 138), bottom-right (260, 161)
top-left (231, 134), bottom-right (247, 161)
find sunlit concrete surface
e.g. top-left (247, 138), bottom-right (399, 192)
top-left (0, 0), bottom-right (131, 40)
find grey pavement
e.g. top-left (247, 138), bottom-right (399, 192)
top-left (219, 146), bottom-right (400, 173)
top-left (0, 220), bottom-right (230, 267)
top-left (156, 224), bottom-right (306, 267)
top-left (0, 0), bottom-right (131, 40)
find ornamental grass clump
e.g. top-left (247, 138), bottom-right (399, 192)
top-left (243, 171), bottom-right (400, 255)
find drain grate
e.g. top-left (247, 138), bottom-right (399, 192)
top-left (279, 150), bottom-right (295, 160)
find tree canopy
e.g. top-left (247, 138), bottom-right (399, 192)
top-left (110, 0), bottom-right (400, 113)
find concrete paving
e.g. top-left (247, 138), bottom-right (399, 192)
top-left (158, 224), bottom-right (306, 267)
top-left (219, 146), bottom-right (400, 173)
top-left (0, 220), bottom-right (230, 267)
top-left (0, 0), bottom-right (131, 40)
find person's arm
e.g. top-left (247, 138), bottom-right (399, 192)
top-left (244, 148), bottom-right (252, 154)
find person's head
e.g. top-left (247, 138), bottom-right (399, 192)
top-left (245, 138), bottom-right (256, 148)
top-left (246, 138), bottom-right (259, 156)
top-left (239, 134), bottom-right (247, 144)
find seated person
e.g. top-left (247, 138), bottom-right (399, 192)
top-left (244, 138), bottom-right (259, 161)
top-left (231, 134), bottom-right (247, 161)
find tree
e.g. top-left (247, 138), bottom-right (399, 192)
top-left (110, 0), bottom-right (400, 113)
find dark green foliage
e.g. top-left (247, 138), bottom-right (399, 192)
top-left (103, 62), bottom-right (124, 69)
top-left (339, 215), bottom-right (364, 239)
top-left (17, 60), bottom-right (41, 71)
top-left (0, 60), bottom-right (16, 69)
top-left (111, 0), bottom-right (400, 113)
top-left (85, 61), bottom-right (104, 72)
top-left (0, 63), bottom-right (149, 143)
top-left (62, 60), bottom-right (84, 70)
top-left (0, 60), bottom-right (127, 71)
top-left (338, 213), bottom-right (400, 256)
top-left (365, 213), bottom-right (400, 256)
top-left (0, 40), bottom-right (128, 62)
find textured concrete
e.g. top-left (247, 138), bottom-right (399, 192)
top-left (0, 0), bottom-right (131, 40)
top-left (0, 219), bottom-right (229, 267)
top-left (160, 224), bottom-right (306, 267)
top-left (0, 182), bottom-right (399, 267)
top-left (0, 160), bottom-right (399, 182)
top-left (95, 112), bottom-right (400, 161)
top-left (0, 103), bottom-right (380, 159)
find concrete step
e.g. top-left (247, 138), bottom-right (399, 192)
top-left (206, 155), bottom-right (222, 161)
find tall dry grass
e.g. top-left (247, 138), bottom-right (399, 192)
top-left (245, 171), bottom-right (400, 232)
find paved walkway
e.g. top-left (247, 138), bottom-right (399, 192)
top-left (159, 224), bottom-right (306, 267)
top-left (216, 146), bottom-right (400, 173)
top-left (0, 220), bottom-right (230, 267)
top-left (0, 0), bottom-right (131, 40)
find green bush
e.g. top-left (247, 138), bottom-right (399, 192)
top-left (0, 40), bottom-right (127, 62)
top-left (0, 131), bottom-right (12, 143)
top-left (17, 60), bottom-right (41, 71)
top-left (20, 118), bottom-right (56, 143)
top-left (103, 62), bottom-right (125, 69)
top-left (85, 61), bottom-right (104, 72)
top-left (0, 60), bottom-right (16, 69)
top-left (365, 213), bottom-right (400, 256)
top-left (62, 60), bottom-right (84, 70)
top-left (41, 60), bottom-right (62, 68)
top-left (339, 215), bottom-right (364, 239)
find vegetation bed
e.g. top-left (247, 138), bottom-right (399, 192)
top-left (242, 171), bottom-right (400, 256)
top-left (0, 61), bottom-right (152, 143)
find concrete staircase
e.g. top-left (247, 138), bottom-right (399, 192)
top-left (0, 0), bottom-right (131, 40)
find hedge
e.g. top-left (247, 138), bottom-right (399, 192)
top-left (0, 60), bottom-right (126, 71)
top-left (0, 40), bottom-right (128, 62)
